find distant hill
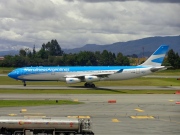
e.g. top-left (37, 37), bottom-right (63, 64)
top-left (0, 50), bottom-right (19, 57)
top-left (63, 35), bottom-right (180, 57)
top-left (0, 35), bottom-right (180, 57)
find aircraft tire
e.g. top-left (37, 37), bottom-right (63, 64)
top-left (84, 83), bottom-right (88, 87)
top-left (22, 81), bottom-right (26, 86)
top-left (84, 83), bottom-right (95, 88)
top-left (91, 84), bottom-right (95, 88)
top-left (86, 83), bottom-right (90, 87)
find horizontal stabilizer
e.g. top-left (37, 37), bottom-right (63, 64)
top-left (150, 66), bottom-right (168, 72)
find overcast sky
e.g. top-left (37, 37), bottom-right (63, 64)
top-left (0, 0), bottom-right (180, 51)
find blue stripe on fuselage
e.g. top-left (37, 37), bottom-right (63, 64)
top-left (9, 66), bottom-right (150, 80)
top-left (22, 66), bottom-right (148, 74)
top-left (22, 66), bottom-right (147, 72)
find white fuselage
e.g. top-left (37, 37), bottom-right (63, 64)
top-left (16, 67), bottom-right (152, 82)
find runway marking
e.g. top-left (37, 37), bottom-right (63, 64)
top-left (24, 116), bottom-right (46, 118)
top-left (20, 113), bottom-right (44, 116)
top-left (169, 100), bottom-right (174, 102)
top-left (20, 109), bottom-right (27, 113)
top-left (8, 113), bottom-right (17, 116)
top-left (112, 119), bottom-right (120, 122)
top-left (134, 108), bottom-right (144, 112)
top-left (131, 116), bottom-right (154, 119)
top-left (67, 116), bottom-right (90, 118)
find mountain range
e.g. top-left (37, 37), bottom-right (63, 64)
top-left (0, 35), bottom-right (180, 57)
top-left (63, 35), bottom-right (180, 57)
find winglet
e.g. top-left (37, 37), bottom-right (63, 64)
top-left (141, 45), bottom-right (169, 67)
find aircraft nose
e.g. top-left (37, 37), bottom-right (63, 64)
top-left (8, 71), bottom-right (17, 79)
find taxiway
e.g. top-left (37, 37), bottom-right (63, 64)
top-left (0, 94), bottom-right (180, 135)
top-left (0, 85), bottom-right (180, 90)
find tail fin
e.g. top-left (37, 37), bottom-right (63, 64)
top-left (141, 45), bottom-right (169, 67)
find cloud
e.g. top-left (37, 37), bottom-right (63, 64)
top-left (66, 0), bottom-right (180, 3)
top-left (0, 0), bottom-right (179, 51)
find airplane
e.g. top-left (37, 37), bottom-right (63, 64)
top-left (8, 45), bottom-right (169, 88)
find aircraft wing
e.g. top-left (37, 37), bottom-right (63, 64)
top-left (64, 69), bottom-right (123, 78)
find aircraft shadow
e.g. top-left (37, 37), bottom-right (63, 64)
top-left (68, 86), bottom-right (127, 93)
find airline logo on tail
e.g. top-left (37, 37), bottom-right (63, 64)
top-left (141, 45), bottom-right (169, 66)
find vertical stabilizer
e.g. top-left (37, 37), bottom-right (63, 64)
top-left (141, 45), bottom-right (169, 67)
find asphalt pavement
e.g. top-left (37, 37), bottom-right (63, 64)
top-left (0, 94), bottom-right (180, 135)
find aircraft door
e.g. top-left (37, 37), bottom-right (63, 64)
top-left (136, 69), bottom-right (140, 74)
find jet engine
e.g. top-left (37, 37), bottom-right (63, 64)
top-left (66, 78), bottom-right (81, 84)
top-left (85, 76), bottom-right (100, 82)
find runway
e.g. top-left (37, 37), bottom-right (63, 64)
top-left (0, 85), bottom-right (180, 90)
top-left (0, 74), bottom-right (180, 134)
top-left (0, 94), bottom-right (180, 135)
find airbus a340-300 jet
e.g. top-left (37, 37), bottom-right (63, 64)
top-left (8, 45), bottom-right (169, 88)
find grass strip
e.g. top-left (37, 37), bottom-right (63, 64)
top-left (153, 69), bottom-right (180, 76)
top-left (0, 100), bottom-right (81, 107)
top-left (0, 76), bottom-right (180, 86)
top-left (0, 67), bottom-right (14, 74)
top-left (0, 89), bottom-right (176, 94)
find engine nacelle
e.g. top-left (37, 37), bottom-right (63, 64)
top-left (66, 78), bottom-right (81, 84)
top-left (85, 76), bottom-right (100, 82)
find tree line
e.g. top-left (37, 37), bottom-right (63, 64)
top-left (0, 39), bottom-right (130, 67)
top-left (0, 39), bottom-right (179, 69)
top-left (166, 49), bottom-right (180, 69)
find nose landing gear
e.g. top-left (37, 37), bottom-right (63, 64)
top-left (22, 81), bottom-right (26, 86)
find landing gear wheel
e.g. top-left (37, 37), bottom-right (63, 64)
top-left (23, 81), bottom-right (26, 86)
top-left (84, 83), bottom-right (95, 88)
top-left (68, 133), bottom-right (75, 135)
top-left (84, 82), bottom-right (90, 87)
top-left (91, 84), bottom-right (95, 88)
top-left (15, 132), bottom-right (22, 135)
top-left (59, 133), bottom-right (66, 135)
top-left (84, 82), bottom-right (88, 87)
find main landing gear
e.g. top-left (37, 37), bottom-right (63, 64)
top-left (84, 82), bottom-right (96, 88)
